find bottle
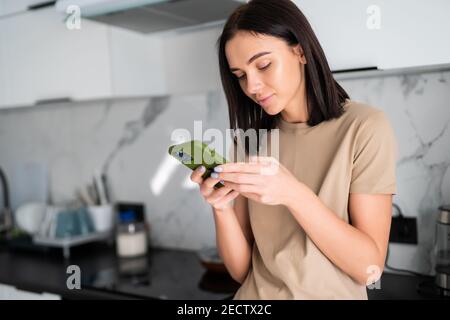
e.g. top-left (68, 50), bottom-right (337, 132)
top-left (116, 221), bottom-right (148, 258)
top-left (434, 205), bottom-right (450, 291)
top-left (115, 203), bottom-right (148, 258)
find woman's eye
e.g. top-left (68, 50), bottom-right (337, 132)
top-left (235, 63), bottom-right (270, 81)
top-left (259, 63), bottom-right (271, 70)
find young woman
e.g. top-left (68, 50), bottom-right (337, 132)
top-left (191, 0), bottom-right (397, 299)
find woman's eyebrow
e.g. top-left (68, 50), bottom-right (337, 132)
top-left (230, 51), bottom-right (271, 72)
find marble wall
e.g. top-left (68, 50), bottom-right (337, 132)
top-left (0, 69), bottom-right (449, 275)
top-left (342, 70), bottom-right (450, 274)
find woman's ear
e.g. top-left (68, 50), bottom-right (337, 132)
top-left (293, 44), bottom-right (307, 64)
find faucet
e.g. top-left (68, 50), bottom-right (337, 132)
top-left (0, 166), bottom-right (13, 234)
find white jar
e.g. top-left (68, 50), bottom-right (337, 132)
top-left (116, 222), bottom-right (148, 258)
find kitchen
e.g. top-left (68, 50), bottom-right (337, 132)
top-left (0, 0), bottom-right (450, 302)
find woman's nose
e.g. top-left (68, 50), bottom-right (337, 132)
top-left (246, 74), bottom-right (263, 95)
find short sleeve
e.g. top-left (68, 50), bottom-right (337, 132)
top-left (350, 112), bottom-right (398, 194)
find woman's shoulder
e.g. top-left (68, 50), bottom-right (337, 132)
top-left (343, 99), bottom-right (385, 120)
top-left (341, 99), bottom-right (390, 130)
top-left (339, 100), bottom-right (396, 147)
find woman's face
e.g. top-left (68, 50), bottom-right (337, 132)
top-left (225, 31), bottom-right (307, 117)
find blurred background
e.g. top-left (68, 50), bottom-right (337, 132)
top-left (0, 0), bottom-right (449, 299)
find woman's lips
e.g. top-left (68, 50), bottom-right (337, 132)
top-left (258, 94), bottom-right (274, 107)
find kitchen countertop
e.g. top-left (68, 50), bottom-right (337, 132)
top-left (0, 240), bottom-right (239, 300)
top-left (0, 240), bottom-right (448, 300)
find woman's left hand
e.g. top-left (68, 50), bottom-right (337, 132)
top-left (212, 156), bottom-right (303, 206)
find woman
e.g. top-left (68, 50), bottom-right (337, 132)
top-left (191, 0), bottom-right (397, 299)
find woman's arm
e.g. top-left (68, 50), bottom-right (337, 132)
top-left (190, 165), bottom-right (253, 284)
top-left (214, 158), bottom-right (392, 286)
top-left (214, 194), bottom-right (254, 284)
top-left (285, 184), bottom-right (392, 286)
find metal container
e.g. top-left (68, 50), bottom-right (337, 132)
top-left (434, 205), bottom-right (450, 291)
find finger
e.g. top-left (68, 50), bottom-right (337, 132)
top-left (213, 162), bottom-right (262, 174)
top-left (249, 156), bottom-right (275, 163)
top-left (239, 192), bottom-right (261, 202)
top-left (203, 175), bottom-right (222, 190)
top-left (190, 165), bottom-right (206, 184)
top-left (206, 186), bottom-right (233, 204)
top-left (200, 176), bottom-right (222, 197)
top-left (222, 181), bottom-right (259, 194)
top-left (250, 156), bottom-right (281, 176)
top-left (213, 190), bottom-right (239, 208)
top-left (213, 173), bottom-right (260, 185)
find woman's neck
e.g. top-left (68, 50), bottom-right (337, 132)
top-left (280, 79), bottom-right (308, 123)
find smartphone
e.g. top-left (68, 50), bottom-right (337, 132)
top-left (168, 140), bottom-right (227, 189)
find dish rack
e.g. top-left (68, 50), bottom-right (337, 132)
top-left (31, 204), bottom-right (114, 258)
top-left (33, 231), bottom-right (113, 259)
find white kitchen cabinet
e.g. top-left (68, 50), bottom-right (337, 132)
top-left (0, 0), bottom-right (25, 17)
top-left (108, 26), bottom-right (167, 97)
top-left (293, 0), bottom-right (450, 71)
top-left (163, 27), bottom-right (223, 95)
top-left (0, 0), bottom-right (49, 17)
top-left (293, 0), bottom-right (380, 71)
top-left (0, 6), bottom-right (168, 109)
top-left (0, 7), bottom-right (112, 108)
top-left (377, 0), bottom-right (450, 69)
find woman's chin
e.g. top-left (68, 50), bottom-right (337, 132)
top-left (262, 104), bottom-right (282, 116)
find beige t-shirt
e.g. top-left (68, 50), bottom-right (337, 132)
top-left (231, 100), bottom-right (398, 300)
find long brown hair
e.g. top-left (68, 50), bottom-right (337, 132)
top-left (217, 0), bottom-right (349, 153)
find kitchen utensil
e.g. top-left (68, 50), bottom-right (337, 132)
top-left (76, 187), bottom-right (95, 206)
top-left (94, 171), bottom-right (108, 205)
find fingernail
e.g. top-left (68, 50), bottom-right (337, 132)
top-left (214, 166), bottom-right (223, 172)
top-left (199, 166), bottom-right (206, 172)
top-left (211, 172), bottom-right (219, 179)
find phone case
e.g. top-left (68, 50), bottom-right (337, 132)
top-left (168, 140), bottom-right (227, 188)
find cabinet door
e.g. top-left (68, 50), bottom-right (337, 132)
top-left (0, 0), bottom-right (26, 17)
top-left (293, 0), bottom-right (450, 71)
top-left (293, 0), bottom-right (381, 71)
top-left (378, 0), bottom-right (450, 69)
top-left (0, 7), bottom-right (112, 108)
top-left (108, 26), bottom-right (167, 97)
top-left (163, 28), bottom-right (222, 95)
top-left (0, 0), bottom-right (46, 17)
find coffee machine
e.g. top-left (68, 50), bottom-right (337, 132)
top-left (434, 205), bottom-right (450, 293)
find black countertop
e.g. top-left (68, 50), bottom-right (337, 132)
top-left (0, 240), bottom-right (448, 300)
top-left (0, 241), bottom-right (239, 300)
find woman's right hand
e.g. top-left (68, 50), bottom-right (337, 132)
top-left (190, 166), bottom-right (239, 210)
